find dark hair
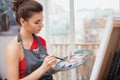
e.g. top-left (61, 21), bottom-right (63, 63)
top-left (12, 0), bottom-right (43, 25)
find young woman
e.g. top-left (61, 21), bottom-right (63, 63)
top-left (6, 0), bottom-right (57, 80)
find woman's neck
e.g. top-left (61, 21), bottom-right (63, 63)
top-left (20, 27), bottom-right (33, 41)
top-left (19, 27), bottom-right (34, 49)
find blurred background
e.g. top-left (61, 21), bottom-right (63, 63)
top-left (0, 0), bottom-right (120, 80)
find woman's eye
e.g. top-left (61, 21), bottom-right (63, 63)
top-left (34, 19), bottom-right (43, 24)
top-left (35, 22), bottom-right (39, 24)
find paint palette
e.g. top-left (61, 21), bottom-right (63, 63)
top-left (54, 49), bottom-right (92, 71)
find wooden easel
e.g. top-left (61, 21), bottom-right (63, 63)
top-left (90, 15), bottom-right (120, 80)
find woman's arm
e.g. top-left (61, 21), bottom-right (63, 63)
top-left (6, 42), bottom-right (20, 80)
top-left (6, 41), bottom-right (56, 80)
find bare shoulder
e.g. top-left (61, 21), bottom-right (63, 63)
top-left (6, 36), bottom-right (21, 59)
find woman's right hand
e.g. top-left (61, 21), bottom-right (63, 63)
top-left (40, 55), bottom-right (56, 72)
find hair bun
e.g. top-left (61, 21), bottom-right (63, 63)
top-left (12, 0), bottom-right (25, 12)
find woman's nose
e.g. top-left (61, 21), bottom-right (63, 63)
top-left (40, 23), bottom-right (44, 28)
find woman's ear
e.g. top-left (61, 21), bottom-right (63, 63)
top-left (19, 18), bottom-right (26, 26)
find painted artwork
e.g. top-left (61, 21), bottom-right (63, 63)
top-left (55, 49), bottom-right (92, 71)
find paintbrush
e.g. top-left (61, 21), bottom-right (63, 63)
top-left (55, 56), bottom-right (66, 61)
top-left (55, 56), bottom-right (70, 62)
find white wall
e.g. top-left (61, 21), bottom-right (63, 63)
top-left (0, 36), bottom-right (14, 79)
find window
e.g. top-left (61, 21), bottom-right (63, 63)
top-left (45, 0), bottom-right (120, 80)
top-left (48, 0), bottom-right (70, 44)
top-left (74, 0), bottom-right (119, 43)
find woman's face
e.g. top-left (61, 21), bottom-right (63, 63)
top-left (23, 12), bottom-right (44, 34)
